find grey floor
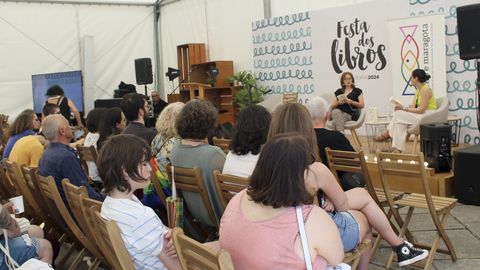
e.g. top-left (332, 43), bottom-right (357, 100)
top-left (369, 203), bottom-right (480, 270)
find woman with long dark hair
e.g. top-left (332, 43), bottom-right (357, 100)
top-left (2, 109), bottom-right (40, 159)
top-left (222, 105), bottom-right (271, 178)
top-left (97, 107), bottom-right (126, 150)
top-left (220, 133), bottom-right (344, 269)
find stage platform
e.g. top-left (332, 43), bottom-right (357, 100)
top-left (344, 134), bottom-right (467, 197)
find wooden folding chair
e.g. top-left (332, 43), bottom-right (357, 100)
top-left (166, 165), bottom-right (218, 228)
top-left (76, 145), bottom-right (99, 182)
top-left (376, 151), bottom-right (457, 269)
top-left (88, 207), bottom-right (136, 270)
top-left (62, 179), bottom-right (104, 268)
top-left (0, 165), bottom-right (17, 200)
top-left (325, 148), bottom-right (411, 259)
top-left (20, 166), bottom-right (59, 233)
top-left (36, 174), bottom-right (102, 270)
top-left (282, 93), bottom-right (298, 104)
top-left (4, 160), bottom-right (44, 224)
top-left (342, 239), bottom-right (371, 270)
top-left (212, 137), bottom-right (231, 154)
top-left (172, 227), bottom-right (234, 270)
top-left (213, 170), bottom-right (249, 210)
top-left (149, 165), bottom-right (168, 207)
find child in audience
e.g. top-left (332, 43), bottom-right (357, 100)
top-left (268, 103), bottom-right (428, 269)
top-left (220, 133), bottom-right (344, 269)
top-left (98, 134), bottom-right (180, 270)
top-left (222, 105), bottom-right (271, 178)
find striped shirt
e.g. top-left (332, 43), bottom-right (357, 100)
top-left (101, 195), bottom-right (166, 270)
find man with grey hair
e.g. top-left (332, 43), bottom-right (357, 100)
top-left (38, 114), bottom-right (105, 202)
top-left (306, 97), bottom-right (358, 189)
top-left (151, 90), bottom-right (168, 117)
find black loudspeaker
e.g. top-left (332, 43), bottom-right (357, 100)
top-left (420, 122), bottom-right (452, 173)
top-left (457, 4), bottom-right (480, 60)
top-left (454, 144), bottom-right (480, 205)
top-left (134, 58), bottom-right (153, 85)
top-left (94, 98), bottom-right (122, 109)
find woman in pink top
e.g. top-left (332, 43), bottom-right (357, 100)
top-left (220, 134), bottom-right (344, 270)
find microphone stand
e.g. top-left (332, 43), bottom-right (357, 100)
top-left (169, 65), bottom-right (200, 96)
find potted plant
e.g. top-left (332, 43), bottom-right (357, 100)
top-left (228, 70), bottom-right (267, 110)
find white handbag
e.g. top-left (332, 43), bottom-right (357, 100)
top-left (0, 230), bottom-right (53, 270)
top-left (295, 206), bottom-right (351, 270)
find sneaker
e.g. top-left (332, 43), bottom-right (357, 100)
top-left (394, 241), bottom-right (429, 267)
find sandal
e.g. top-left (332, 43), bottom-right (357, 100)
top-left (373, 134), bottom-right (391, 142)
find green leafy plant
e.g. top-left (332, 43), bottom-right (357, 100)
top-left (228, 70), bottom-right (267, 110)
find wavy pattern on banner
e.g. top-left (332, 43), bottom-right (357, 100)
top-left (253, 27), bottom-right (311, 44)
top-left (464, 134), bottom-right (480, 144)
top-left (256, 70), bottom-right (313, 82)
top-left (445, 24), bottom-right (457, 36)
top-left (252, 12), bottom-right (310, 32)
top-left (254, 56), bottom-right (313, 69)
top-left (409, 0), bottom-right (433, 5)
top-left (267, 84), bottom-right (315, 94)
top-left (447, 80), bottom-right (477, 93)
top-left (449, 98), bottom-right (477, 112)
top-left (445, 43), bottom-right (460, 56)
top-left (253, 42), bottom-right (312, 56)
top-left (447, 61), bottom-right (477, 74)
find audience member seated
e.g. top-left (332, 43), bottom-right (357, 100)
top-left (45, 85), bottom-right (83, 128)
top-left (41, 103), bottom-right (61, 120)
top-left (98, 134), bottom-right (180, 270)
top-left (151, 91), bottom-right (168, 118)
top-left (121, 93), bottom-right (156, 144)
top-left (222, 105), bottom-right (271, 178)
top-left (144, 102), bottom-right (184, 208)
top-left (170, 99), bottom-right (226, 224)
top-left (2, 109), bottom-right (40, 159)
top-left (306, 97), bottom-right (362, 190)
top-left (83, 108), bottom-right (107, 182)
top-left (374, 69), bottom-right (437, 153)
top-left (220, 134), bottom-right (344, 270)
top-left (8, 135), bottom-right (47, 168)
top-left (330, 72), bottom-right (365, 132)
top-left (38, 114), bottom-right (105, 202)
top-left (207, 120), bottom-right (231, 146)
top-left (0, 202), bottom-right (53, 267)
top-left (268, 103), bottom-right (428, 270)
top-left (97, 107), bottom-right (126, 150)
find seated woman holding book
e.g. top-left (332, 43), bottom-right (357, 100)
top-left (374, 69), bottom-right (437, 153)
top-left (330, 72), bottom-right (365, 132)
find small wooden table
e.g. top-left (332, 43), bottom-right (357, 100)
top-left (365, 155), bottom-right (454, 197)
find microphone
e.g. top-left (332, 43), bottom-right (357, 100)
top-left (169, 65), bottom-right (200, 95)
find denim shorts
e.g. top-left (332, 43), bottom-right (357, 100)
top-left (0, 234), bottom-right (40, 267)
top-left (329, 211), bottom-right (360, 252)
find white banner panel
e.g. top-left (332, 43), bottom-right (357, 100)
top-left (388, 14), bottom-right (446, 106)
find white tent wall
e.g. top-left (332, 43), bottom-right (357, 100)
top-left (0, 1), bottom-right (155, 120)
top-left (157, 0), bottom-right (381, 99)
top-left (158, 0), bottom-right (263, 97)
top-left (270, 0), bottom-right (374, 15)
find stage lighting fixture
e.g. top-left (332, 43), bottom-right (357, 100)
top-left (165, 67), bottom-right (180, 81)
